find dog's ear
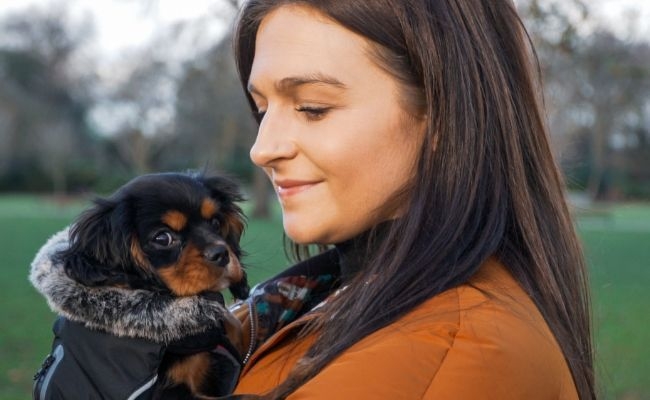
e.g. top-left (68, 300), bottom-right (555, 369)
top-left (200, 175), bottom-right (249, 301)
top-left (200, 175), bottom-right (245, 204)
top-left (57, 198), bottom-right (133, 286)
top-left (200, 175), bottom-right (247, 241)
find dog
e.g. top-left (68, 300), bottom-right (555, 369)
top-left (55, 172), bottom-right (250, 399)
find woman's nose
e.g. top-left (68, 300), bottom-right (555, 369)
top-left (249, 112), bottom-right (298, 167)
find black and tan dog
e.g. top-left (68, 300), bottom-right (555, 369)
top-left (40, 172), bottom-right (250, 399)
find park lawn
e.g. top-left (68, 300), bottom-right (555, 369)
top-left (0, 196), bottom-right (648, 399)
top-left (0, 195), bottom-right (289, 399)
top-left (580, 226), bottom-right (650, 397)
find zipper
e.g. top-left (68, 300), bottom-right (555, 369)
top-left (33, 355), bottom-right (55, 400)
top-left (240, 313), bottom-right (319, 375)
top-left (240, 287), bottom-right (344, 373)
top-left (33, 345), bottom-right (64, 400)
top-left (242, 296), bottom-right (258, 366)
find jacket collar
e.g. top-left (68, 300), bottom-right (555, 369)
top-left (29, 228), bottom-right (235, 343)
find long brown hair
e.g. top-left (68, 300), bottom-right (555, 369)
top-left (234, 0), bottom-right (594, 398)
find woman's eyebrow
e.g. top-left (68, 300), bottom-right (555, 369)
top-left (248, 73), bottom-right (347, 95)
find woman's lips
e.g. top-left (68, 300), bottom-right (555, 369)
top-left (274, 179), bottom-right (320, 198)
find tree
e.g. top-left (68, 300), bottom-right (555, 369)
top-left (90, 58), bottom-right (176, 175)
top-left (577, 33), bottom-right (650, 199)
top-left (518, 0), bottom-right (650, 200)
top-left (92, 0), bottom-right (272, 215)
top-left (0, 6), bottom-right (98, 192)
top-left (173, 37), bottom-right (271, 217)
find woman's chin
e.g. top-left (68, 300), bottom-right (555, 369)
top-left (283, 225), bottom-right (318, 245)
top-left (282, 218), bottom-right (330, 245)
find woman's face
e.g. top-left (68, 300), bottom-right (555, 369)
top-left (248, 5), bottom-right (423, 244)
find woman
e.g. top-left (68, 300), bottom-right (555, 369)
top-left (31, 0), bottom-right (594, 398)
top-left (230, 0), bottom-right (594, 398)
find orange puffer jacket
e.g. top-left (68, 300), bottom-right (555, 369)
top-left (234, 259), bottom-right (578, 399)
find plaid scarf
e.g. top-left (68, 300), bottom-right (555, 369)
top-left (243, 249), bottom-right (342, 357)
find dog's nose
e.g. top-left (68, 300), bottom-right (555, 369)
top-left (204, 245), bottom-right (229, 267)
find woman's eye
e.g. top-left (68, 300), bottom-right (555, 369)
top-left (296, 106), bottom-right (330, 121)
top-left (152, 231), bottom-right (174, 247)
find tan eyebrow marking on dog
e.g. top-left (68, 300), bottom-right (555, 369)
top-left (201, 198), bottom-right (218, 219)
top-left (162, 210), bottom-right (188, 231)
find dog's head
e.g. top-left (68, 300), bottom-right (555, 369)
top-left (57, 172), bottom-right (249, 300)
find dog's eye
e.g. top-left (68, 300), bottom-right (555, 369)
top-left (152, 231), bottom-right (174, 247)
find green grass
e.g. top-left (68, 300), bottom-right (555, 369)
top-left (0, 195), bottom-right (289, 399)
top-left (0, 196), bottom-right (648, 399)
top-left (572, 203), bottom-right (650, 399)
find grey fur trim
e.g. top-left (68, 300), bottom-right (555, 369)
top-left (29, 228), bottom-right (230, 343)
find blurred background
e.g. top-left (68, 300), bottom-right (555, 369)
top-left (0, 0), bottom-right (648, 399)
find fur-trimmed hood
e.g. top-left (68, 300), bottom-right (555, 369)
top-left (30, 228), bottom-right (231, 344)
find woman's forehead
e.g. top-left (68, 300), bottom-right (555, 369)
top-left (249, 5), bottom-right (375, 91)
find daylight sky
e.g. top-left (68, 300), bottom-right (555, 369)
top-left (0, 0), bottom-right (648, 60)
top-left (0, 0), bottom-right (232, 59)
top-left (1, 0), bottom-right (646, 136)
